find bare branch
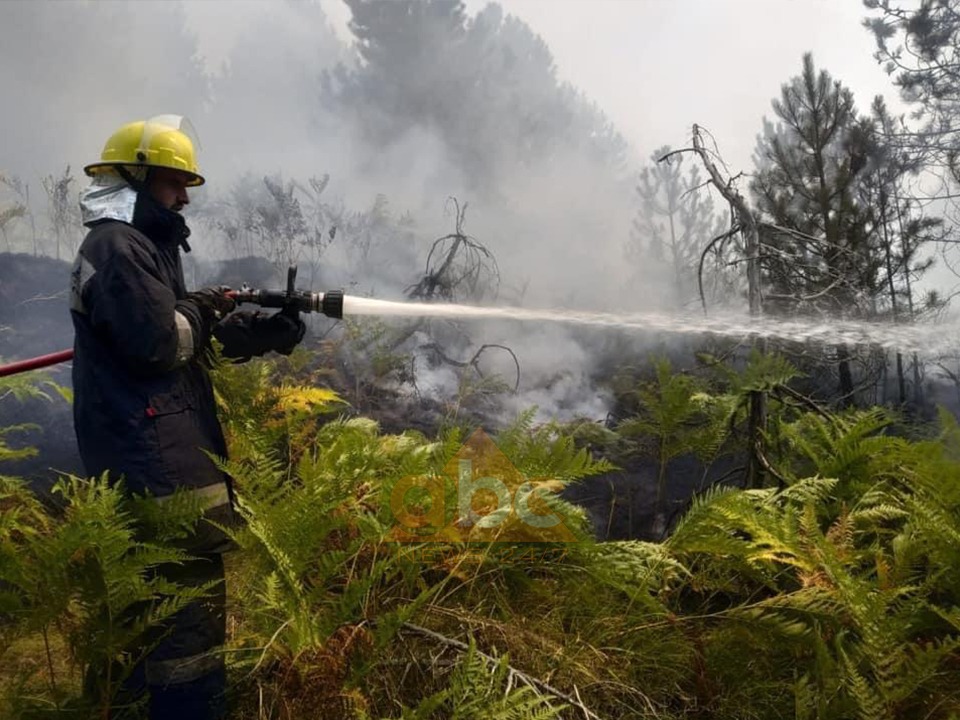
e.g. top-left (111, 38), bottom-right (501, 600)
top-left (418, 342), bottom-right (521, 393)
top-left (697, 225), bottom-right (741, 315)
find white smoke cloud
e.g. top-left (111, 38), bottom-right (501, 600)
top-left (0, 0), bottom-right (701, 424)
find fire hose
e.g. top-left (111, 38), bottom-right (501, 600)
top-left (0, 265), bottom-right (343, 379)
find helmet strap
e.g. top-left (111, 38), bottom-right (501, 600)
top-left (115, 165), bottom-right (150, 193)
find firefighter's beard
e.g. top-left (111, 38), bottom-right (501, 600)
top-left (132, 191), bottom-right (191, 247)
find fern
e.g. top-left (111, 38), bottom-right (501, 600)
top-left (219, 414), bottom-right (440, 658)
top-left (732, 351), bottom-right (800, 394)
top-left (0, 371), bottom-right (71, 463)
top-left (0, 474), bottom-right (212, 716)
top-left (617, 357), bottom-right (740, 514)
top-left (495, 412), bottom-right (616, 483)
top-left (781, 408), bottom-right (896, 486)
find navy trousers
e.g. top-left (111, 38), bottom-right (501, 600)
top-left (89, 553), bottom-right (227, 719)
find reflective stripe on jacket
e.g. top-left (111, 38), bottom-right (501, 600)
top-left (70, 209), bottom-right (236, 553)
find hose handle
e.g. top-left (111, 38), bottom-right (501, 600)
top-left (282, 265), bottom-right (301, 319)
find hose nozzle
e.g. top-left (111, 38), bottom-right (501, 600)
top-left (317, 289), bottom-right (344, 319)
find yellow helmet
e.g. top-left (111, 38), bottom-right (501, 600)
top-left (84, 114), bottom-right (205, 186)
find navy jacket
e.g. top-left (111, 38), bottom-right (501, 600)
top-left (70, 195), bottom-right (235, 551)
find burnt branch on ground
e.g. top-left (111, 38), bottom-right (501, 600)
top-left (418, 342), bottom-right (521, 393)
top-left (389, 198), bottom-right (512, 374)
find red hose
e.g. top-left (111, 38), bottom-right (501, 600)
top-left (0, 349), bottom-right (74, 378)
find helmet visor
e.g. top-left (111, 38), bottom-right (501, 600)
top-left (139, 114), bottom-right (202, 157)
top-left (139, 114), bottom-right (204, 186)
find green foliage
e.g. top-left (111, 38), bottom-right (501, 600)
top-left (495, 408), bottom-right (616, 484)
top-left (209, 348), bottom-right (345, 468)
top-left (220, 417), bottom-right (423, 655)
top-left (751, 53), bottom-right (884, 322)
top-left (619, 358), bottom-right (729, 460)
top-left (0, 423), bottom-right (39, 463)
top-left (338, 317), bottom-right (415, 403)
top-left (207, 371), bottom-right (626, 716)
top-left (617, 357), bottom-right (737, 510)
top-left (0, 475), bottom-right (211, 717)
top-left (865, 0), bottom-right (960, 179)
top-left (663, 451), bottom-right (960, 719)
top-left (5, 348), bottom-right (960, 718)
top-left (778, 407), bottom-right (896, 489)
top-left (729, 351), bottom-right (800, 395)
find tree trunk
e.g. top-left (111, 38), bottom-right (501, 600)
top-left (837, 344), bottom-right (855, 406)
top-left (745, 222), bottom-right (767, 489)
top-left (675, 127), bottom-right (767, 488)
top-left (895, 198), bottom-right (924, 408)
top-left (879, 184), bottom-right (906, 404)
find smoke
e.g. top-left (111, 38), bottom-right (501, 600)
top-left (0, 0), bottom-right (699, 426)
top-left (0, 1), bottom-right (208, 182)
top-left (193, 1), bottom-right (348, 180)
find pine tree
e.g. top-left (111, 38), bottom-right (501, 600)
top-left (325, 0), bottom-right (627, 197)
top-left (864, 0), bottom-right (960, 184)
top-left (860, 96), bottom-right (943, 407)
top-left (751, 54), bottom-right (883, 404)
top-left (630, 145), bottom-right (726, 307)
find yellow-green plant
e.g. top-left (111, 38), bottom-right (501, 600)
top-left (0, 475), bottom-right (210, 719)
top-left (9, 345), bottom-right (960, 719)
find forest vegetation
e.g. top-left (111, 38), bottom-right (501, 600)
top-left (4, 0), bottom-right (960, 717)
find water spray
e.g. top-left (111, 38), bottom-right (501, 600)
top-left (341, 297), bottom-right (958, 356)
top-left (1, 264), bottom-right (958, 378)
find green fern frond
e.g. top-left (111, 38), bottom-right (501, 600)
top-left (494, 414), bottom-right (615, 483)
top-left (840, 647), bottom-right (888, 720)
top-left (777, 476), bottom-right (838, 505)
top-left (735, 351), bottom-right (800, 394)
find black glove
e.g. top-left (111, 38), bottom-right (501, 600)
top-left (262, 310), bottom-right (307, 355)
top-left (185, 286), bottom-right (236, 325)
top-left (213, 310), bottom-right (306, 362)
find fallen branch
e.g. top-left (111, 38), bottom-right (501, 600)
top-left (419, 342), bottom-right (521, 393)
top-left (754, 439), bottom-right (789, 488)
top-left (470, 344), bottom-right (521, 392)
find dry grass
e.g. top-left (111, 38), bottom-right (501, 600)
top-left (0, 630), bottom-right (78, 715)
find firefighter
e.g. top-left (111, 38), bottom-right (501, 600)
top-left (70, 115), bottom-right (305, 719)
